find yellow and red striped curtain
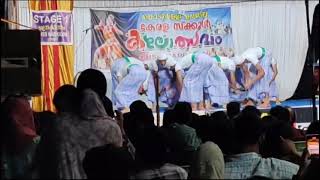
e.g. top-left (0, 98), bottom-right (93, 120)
top-left (29, 0), bottom-right (74, 112)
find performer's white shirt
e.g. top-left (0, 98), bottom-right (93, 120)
top-left (147, 55), bottom-right (182, 72)
top-left (178, 53), bottom-right (194, 70)
top-left (240, 47), bottom-right (264, 65)
top-left (116, 57), bottom-right (149, 90)
top-left (117, 57), bottom-right (144, 78)
top-left (216, 56), bottom-right (236, 71)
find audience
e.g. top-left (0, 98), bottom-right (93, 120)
top-left (2, 68), bottom-right (319, 180)
top-left (227, 101), bottom-right (241, 120)
top-left (56, 89), bottom-right (122, 179)
top-left (83, 144), bottom-right (134, 179)
top-left (201, 111), bottom-right (235, 155)
top-left (164, 102), bottom-right (202, 165)
top-left (270, 106), bottom-right (305, 140)
top-left (190, 141), bottom-right (225, 179)
top-left (76, 68), bottom-right (115, 118)
top-left (53, 84), bottom-right (80, 114)
top-left (132, 129), bottom-right (188, 179)
top-left (1, 96), bottom-right (40, 179)
top-left (224, 111), bottom-right (299, 179)
top-left (260, 119), bottom-right (301, 164)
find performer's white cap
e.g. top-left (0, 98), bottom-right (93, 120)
top-left (158, 54), bottom-right (169, 61)
top-left (232, 55), bottom-right (244, 65)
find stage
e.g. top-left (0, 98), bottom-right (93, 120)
top-left (153, 98), bottom-right (319, 129)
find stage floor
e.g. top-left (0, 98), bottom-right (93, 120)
top-left (153, 98), bottom-right (319, 129)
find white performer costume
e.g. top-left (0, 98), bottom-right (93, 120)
top-left (178, 52), bottom-right (214, 103)
top-left (205, 55), bottom-right (236, 106)
top-left (234, 47), bottom-right (275, 103)
top-left (146, 54), bottom-right (182, 106)
top-left (111, 56), bottom-right (150, 110)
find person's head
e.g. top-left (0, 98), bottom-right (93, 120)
top-left (163, 109), bottom-right (175, 127)
top-left (260, 120), bottom-right (295, 159)
top-left (270, 106), bottom-right (291, 124)
top-left (107, 14), bottom-right (115, 25)
top-left (233, 111), bottom-right (264, 153)
top-left (53, 85), bottom-right (80, 113)
top-left (202, 111), bottom-right (235, 155)
top-left (157, 54), bottom-right (169, 66)
top-left (232, 55), bottom-right (245, 67)
top-left (79, 89), bottom-right (108, 120)
top-left (76, 69), bottom-right (114, 117)
top-left (76, 69), bottom-right (107, 97)
top-left (135, 129), bottom-right (167, 167)
top-left (129, 100), bottom-right (149, 114)
top-left (242, 105), bottom-right (261, 118)
top-left (1, 95), bottom-right (37, 153)
top-left (173, 102), bottom-right (192, 125)
top-left (227, 101), bottom-right (241, 120)
top-left (83, 144), bottom-right (134, 179)
top-left (286, 106), bottom-right (297, 126)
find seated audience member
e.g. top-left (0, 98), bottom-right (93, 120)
top-left (76, 68), bottom-right (115, 118)
top-left (294, 121), bottom-right (320, 180)
top-left (190, 141), bottom-right (225, 179)
top-left (56, 89), bottom-right (122, 179)
top-left (123, 101), bottom-right (156, 147)
top-left (83, 144), bottom-right (134, 179)
top-left (1, 96), bottom-right (40, 179)
top-left (226, 101), bottom-right (241, 120)
top-left (270, 105), bottom-right (290, 123)
top-left (162, 109), bottom-right (175, 128)
top-left (165, 102), bottom-right (202, 164)
top-left (33, 114), bottom-right (60, 179)
top-left (33, 111), bottom-right (56, 135)
top-left (241, 105), bottom-right (261, 117)
top-left (260, 120), bottom-right (301, 165)
top-left (132, 129), bottom-right (188, 179)
top-left (201, 111), bottom-right (235, 155)
top-left (270, 106), bottom-right (304, 140)
top-left (53, 84), bottom-right (80, 114)
top-left (224, 112), bottom-right (299, 179)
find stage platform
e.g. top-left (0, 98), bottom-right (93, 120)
top-left (154, 98), bottom-right (319, 129)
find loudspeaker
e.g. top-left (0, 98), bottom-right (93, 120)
top-left (1, 29), bottom-right (42, 96)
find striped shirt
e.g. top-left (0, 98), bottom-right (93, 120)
top-left (225, 152), bottom-right (299, 179)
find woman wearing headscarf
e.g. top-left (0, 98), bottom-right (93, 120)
top-left (76, 68), bottom-right (115, 118)
top-left (1, 96), bottom-right (40, 179)
top-left (56, 89), bottom-right (122, 179)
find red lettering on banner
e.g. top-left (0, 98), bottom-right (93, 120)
top-left (175, 31), bottom-right (200, 49)
top-left (126, 29), bottom-right (145, 51)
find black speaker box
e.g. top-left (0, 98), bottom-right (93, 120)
top-left (1, 29), bottom-right (42, 96)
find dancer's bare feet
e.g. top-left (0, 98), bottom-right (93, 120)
top-left (198, 102), bottom-right (205, 111)
top-left (191, 103), bottom-right (198, 111)
top-left (243, 99), bottom-right (255, 107)
top-left (259, 101), bottom-right (270, 109)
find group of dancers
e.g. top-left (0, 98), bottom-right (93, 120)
top-left (111, 46), bottom-right (280, 111)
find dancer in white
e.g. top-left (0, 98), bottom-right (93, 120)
top-left (233, 47), bottom-right (276, 108)
top-left (145, 54), bottom-right (183, 107)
